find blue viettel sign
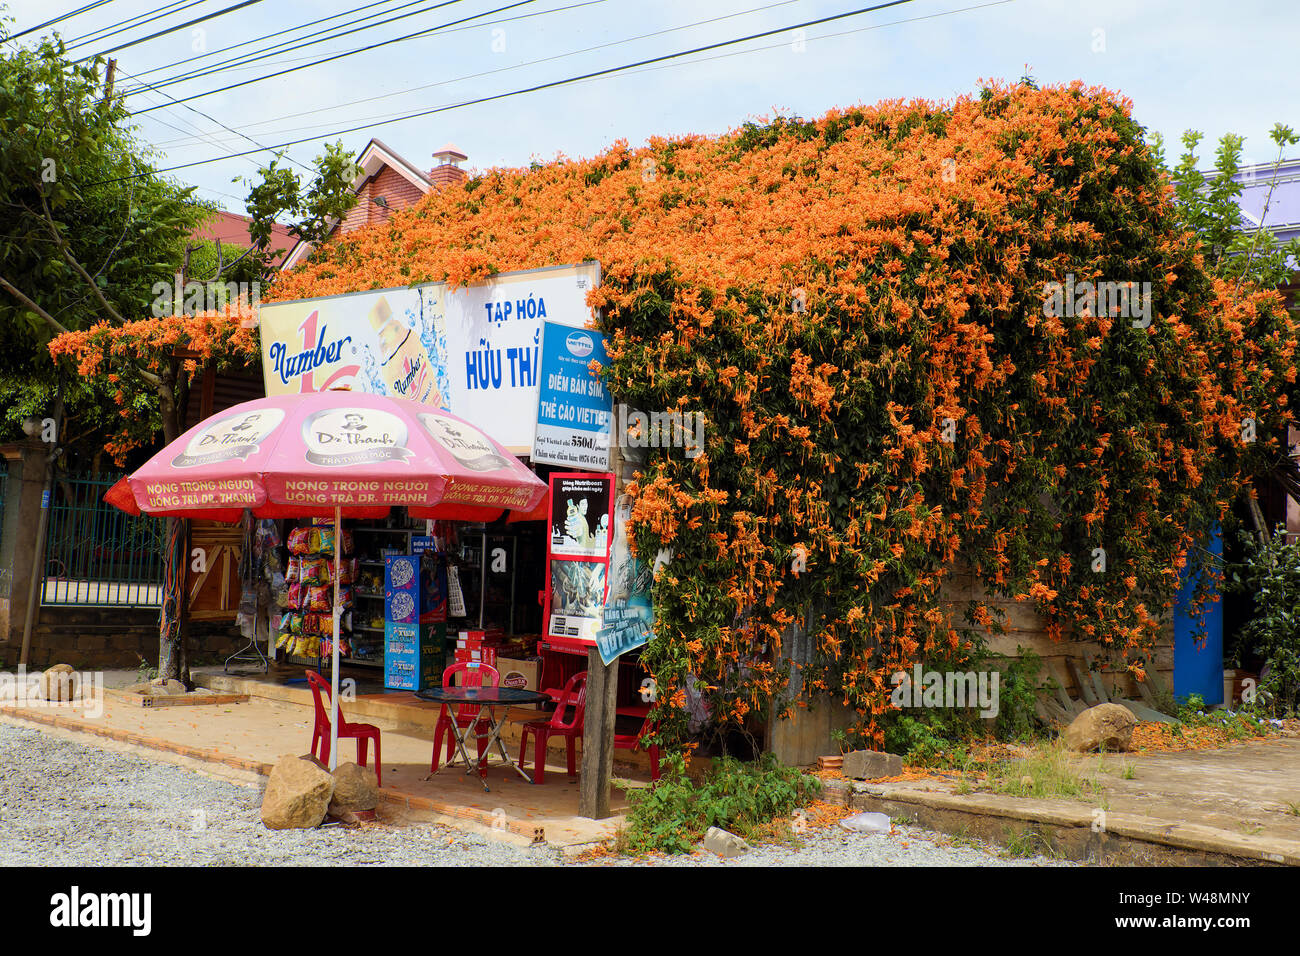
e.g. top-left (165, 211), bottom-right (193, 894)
top-left (533, 320), bottom-right (612, 470)
top-left (565, 330), bottom-right (594, 358)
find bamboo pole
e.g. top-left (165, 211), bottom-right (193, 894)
top-left (330, 504), bottom-right (341, 771)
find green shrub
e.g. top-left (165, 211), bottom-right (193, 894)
top-left (1227, 528), bottom-right (1300, 717)
top-left (880, 648), bottom-right (1047, 766)
top-left (615, 753), bottom-right (821, 855)
top-left (994, 648), bottom-right (1044, 741)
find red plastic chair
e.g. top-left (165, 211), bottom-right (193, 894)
top-left (305, 670), bottom-right (382, 787)
top-left (518, 671), bottom-right (586, 784)
top-left (614, 708), bottom-right (661, 781)
top-left (430, 662), bottom-right (500, 777)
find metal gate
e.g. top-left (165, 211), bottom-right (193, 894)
top-left (0, 462), bottom-right (8, 598)
top-left (41, 471), bottom-right (164, 607)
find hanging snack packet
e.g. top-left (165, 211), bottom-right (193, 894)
top-left (306, 585), bottom-right (332, 612)
top-left (286, 584), bottom-right (304, 610)
top-left (317, 527), bottom-right (337, 555)
top-left (300, 558), bottom-right (329, 586)
top-left (287, 526), bottom-right (315, 554)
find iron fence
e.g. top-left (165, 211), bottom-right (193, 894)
top-left (41, 471), bottom-right (164, 607)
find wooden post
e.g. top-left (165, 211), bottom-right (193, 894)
top-left (579, 646), bottom-right (619, 818)
top-left (579, 421), bottom-right (627, 819)
top-left (103, 58), bottom-right (116, 104)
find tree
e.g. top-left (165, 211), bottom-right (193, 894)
top-left (0, 29), bottom-right (210, 463)
top-left (2, 24), bottom-right (360, 681)
top-left (1153, 123), bottom-right (1300, 291)
top-left (1152, 124), bottom-right (1300, 536)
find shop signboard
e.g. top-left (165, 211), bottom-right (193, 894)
top-left (595, 493), bottom-right (655, 664)
top-left (257, 262), bottom-right (601, 452)
top-left (544, 472), bottom-right (614, 645)
top-left (532, 320), bottom-right (613, 469)
top-left (258, 286), bottom-right (443, 406)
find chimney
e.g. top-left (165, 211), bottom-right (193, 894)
top-left (430, 143), bottom-right (469, 187)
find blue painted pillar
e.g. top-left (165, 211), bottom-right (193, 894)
top-left (1173, 528), bottom-right (1224, 706)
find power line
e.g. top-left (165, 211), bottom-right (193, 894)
top-left (125, 0), bottom-right (435, 91)
top-left (64, 0), bottom-right (195, 50)
top-left (77, 0), bottom-right (271, 60)
top-left (7, 0), bottom-right (115, 40)
top-left (115, 64), bottom-right (315, 175)
top-left (597, 1), bottom-right (1017, 85)
top-left (158, 0), bottom-right (1011, 158)
top-left (98, 0), bottom-right (917, 184)
top-left (130, 0), bottom-right (506, 108)
top-left (123, 0), bottom-right (409, 83)
top-left (145, 0), bottom-right (800, 151)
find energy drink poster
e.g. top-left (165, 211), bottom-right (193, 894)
top-left (257, 261), bottom-right (601, 452)
top-left (549, 474), bottom-right (612, 558)
top-left (544, 472), bottom-right (614, 645)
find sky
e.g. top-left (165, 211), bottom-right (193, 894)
top-left (3, 0), bottom-right (1298, 215)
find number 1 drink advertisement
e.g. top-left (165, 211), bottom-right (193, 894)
top-left (257, 262), bottom-right (601, 453)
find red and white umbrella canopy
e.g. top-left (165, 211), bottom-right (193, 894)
top-left (119, 391), bottom-right (546, 520)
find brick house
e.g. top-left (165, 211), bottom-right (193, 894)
top-left (280, 139), bottom-right (468, 270)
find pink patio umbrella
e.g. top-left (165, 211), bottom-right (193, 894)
top-left (111, 390), bottom-right (546, 769)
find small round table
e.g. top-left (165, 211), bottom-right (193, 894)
top-left (415, 686), bottom-right (551, 791)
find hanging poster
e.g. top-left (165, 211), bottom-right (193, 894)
top-left (595, 493), bottom-right (655, 664)
top-left (544, 472), bottom-right (614, 645)
top-left (257, 262), bottom-right (601, 452)
top-left (549, 473), bottom-right (612, 558)
top-left (532, 321), bottom-right (613, 469)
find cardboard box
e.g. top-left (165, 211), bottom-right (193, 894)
top-left (496, 656), bottom-right (543, 709)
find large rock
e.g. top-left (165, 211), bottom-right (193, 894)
top-left (38, 664), bottom-right (77, 702)
top-left (148, 678), bottom-right (187, 696)
top-left (703, 826), bottom-right (750, 858)
top-left (261, 755), bottom-right (336, 830)
top-left (328, 762), bottom-right (379, 814)
top-left (126, 679), bottom-right (187, 698)
top-left (1064, 703), bottom-right (1138, 752)
top-left (841, 750), bottom-right (904, 780)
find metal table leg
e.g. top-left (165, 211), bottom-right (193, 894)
top-left (427, 706), bottom-right (492, 792)
top-left (478, 706), bottom-right (534, 784)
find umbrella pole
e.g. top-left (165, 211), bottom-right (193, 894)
top-left (329, 504), bottom-right (341, 772)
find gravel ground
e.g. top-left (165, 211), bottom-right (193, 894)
top-left (0, 720), bottom-right (1069, 867)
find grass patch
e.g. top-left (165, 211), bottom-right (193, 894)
top-left (987, 740), bottom-right (1102, 801)
top-left (999, 827), bottom-right (1055, 859)
top-left (613, 753), bottom-right (821, 855)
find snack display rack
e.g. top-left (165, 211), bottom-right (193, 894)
top-left (276, 519), bottom-right (355, 669)
top-left (271, 513), bottom-right (545, 685)
top-left (353, 526), bottom-right (414, 668)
